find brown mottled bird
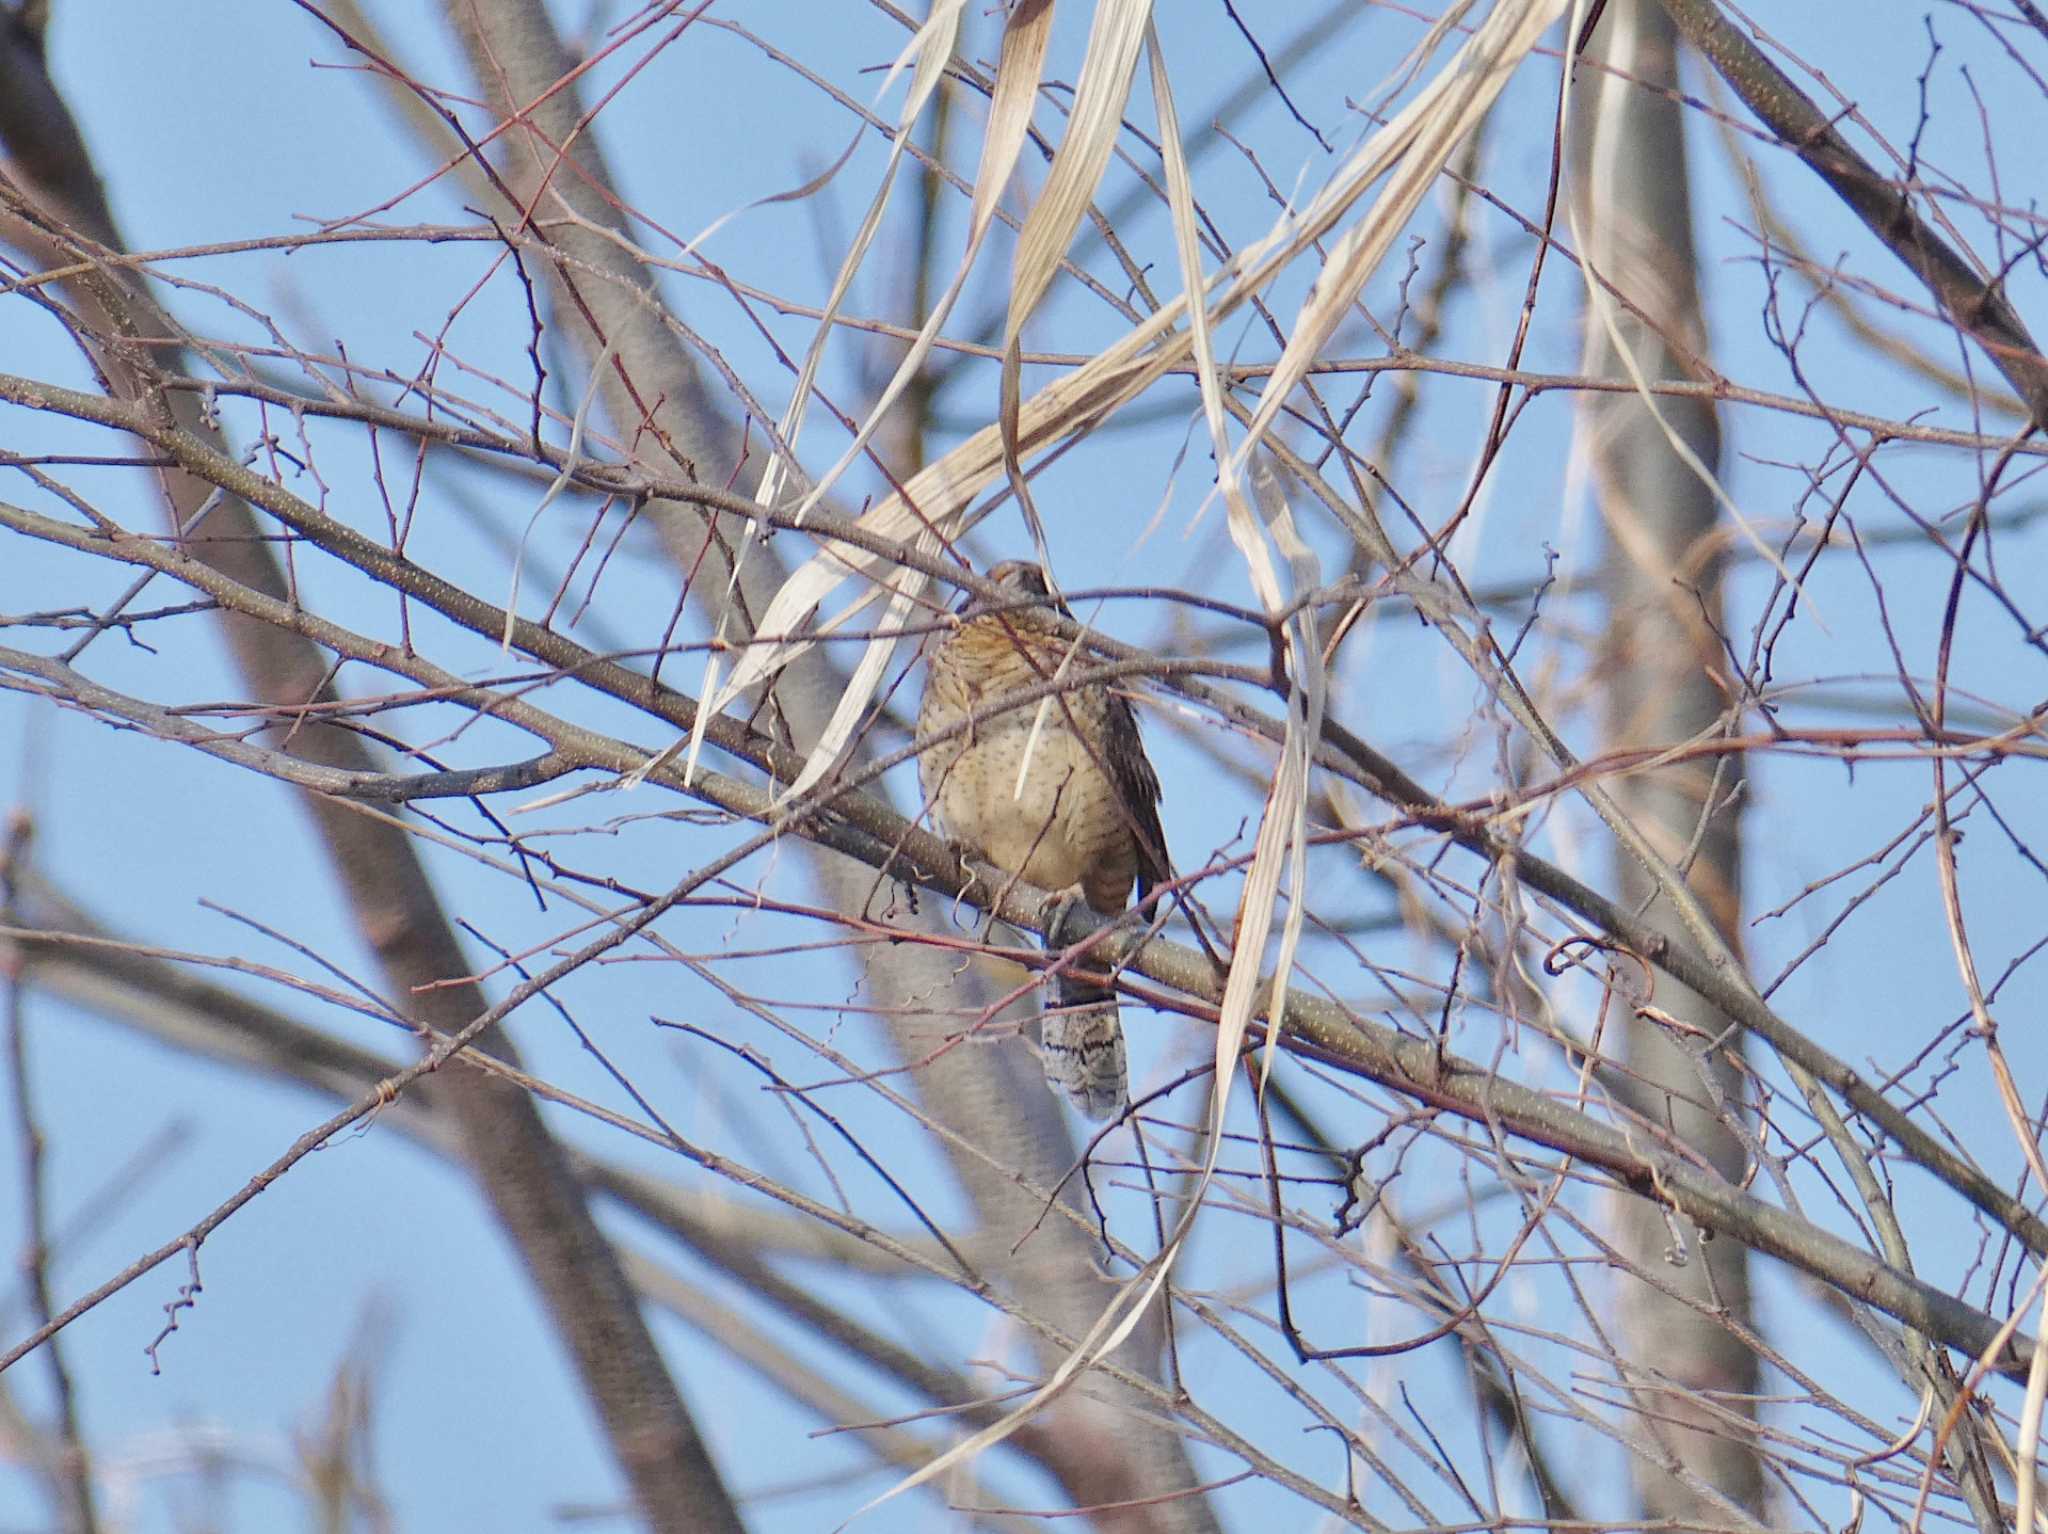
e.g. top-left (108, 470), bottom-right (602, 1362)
top-left (917, 561), bottom-right (1167, 1119)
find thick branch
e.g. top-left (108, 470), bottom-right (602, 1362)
top-left (1658, 0), bottom-right (2048, 423)
top-left (0, 495), bottom-right (2031, 1382)
top-left (2, 376), bottom-right (2038, 1264)
top-left (0, 74), bottom-right (745, 1529)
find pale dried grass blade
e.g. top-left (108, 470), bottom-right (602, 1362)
top-left (671, 128), bottom-right (865, 273)
top-left (680, 0), bottom-right (966, 787)
top-left (971, 0), bottom-right (1058, 241)
top-left (846, 37), bottom-right (1335, 1520)
top-left (1240, 458), bottom-right (1326, 1100)
top-left (779, 563), bottom-right (927, 800)
top-left (686, 2), bottom-right (1063, 798)
top-left (1146, 19), bottom-right (1266, 600)
top-left (1368, 0), bottom-right (1482, 114)
top-left (993, 0), bottom-right (1150, 562)
top-left (1005, 0), bottom-right (1151, 342)
top-left (2020, 1277), bottom-right (2048, 1534)
top-left (837, 1192), bottom-right (1192, 1527)
top-left (784, 0), bottom-right (1055, 535)
top-left (846, 691), bottom-right (1318, 1524)
top-left (716, 0), bottom-right (1568, 787)
top-left (704, 302), bottom-right (1188, 724)
top-left (761, 0), bottom-right (965, 519)
top-left (1233, 0), bottom-right (1567, 464)
top-left (1150, 22), bottom-right (1319, 1122)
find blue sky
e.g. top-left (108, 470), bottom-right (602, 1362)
top-left (6, 3), bottom-right (2048, 1530)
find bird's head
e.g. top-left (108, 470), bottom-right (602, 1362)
top-left (983, 560), bottom-right (1052, 598)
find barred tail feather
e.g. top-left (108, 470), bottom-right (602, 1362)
top-left (1041, 986), bottom-right (1128, 1120)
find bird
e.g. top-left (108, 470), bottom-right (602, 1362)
top-left (916, 560), bottom-right (1167, 1119)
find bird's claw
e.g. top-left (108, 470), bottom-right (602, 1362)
top-left (1040, 886), bottom-right (1085, 949)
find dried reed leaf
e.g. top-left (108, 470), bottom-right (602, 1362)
top-left (718, 0), bottom-right (1564, 815)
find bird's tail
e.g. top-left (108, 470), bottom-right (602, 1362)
top-left (1041, 978), bottom-right (1128, 1120)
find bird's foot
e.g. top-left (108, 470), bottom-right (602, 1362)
top-left (1039, 885), bottom-right (1089, 950)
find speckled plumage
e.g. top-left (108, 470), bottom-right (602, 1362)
top-left (917, 562), bottom-right (1165, 1119)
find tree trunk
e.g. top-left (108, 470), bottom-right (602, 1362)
top-left (437, 5), bottom-right (1219, 1525)
top-left (1573, 1), bottom-right (1764, 1519)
